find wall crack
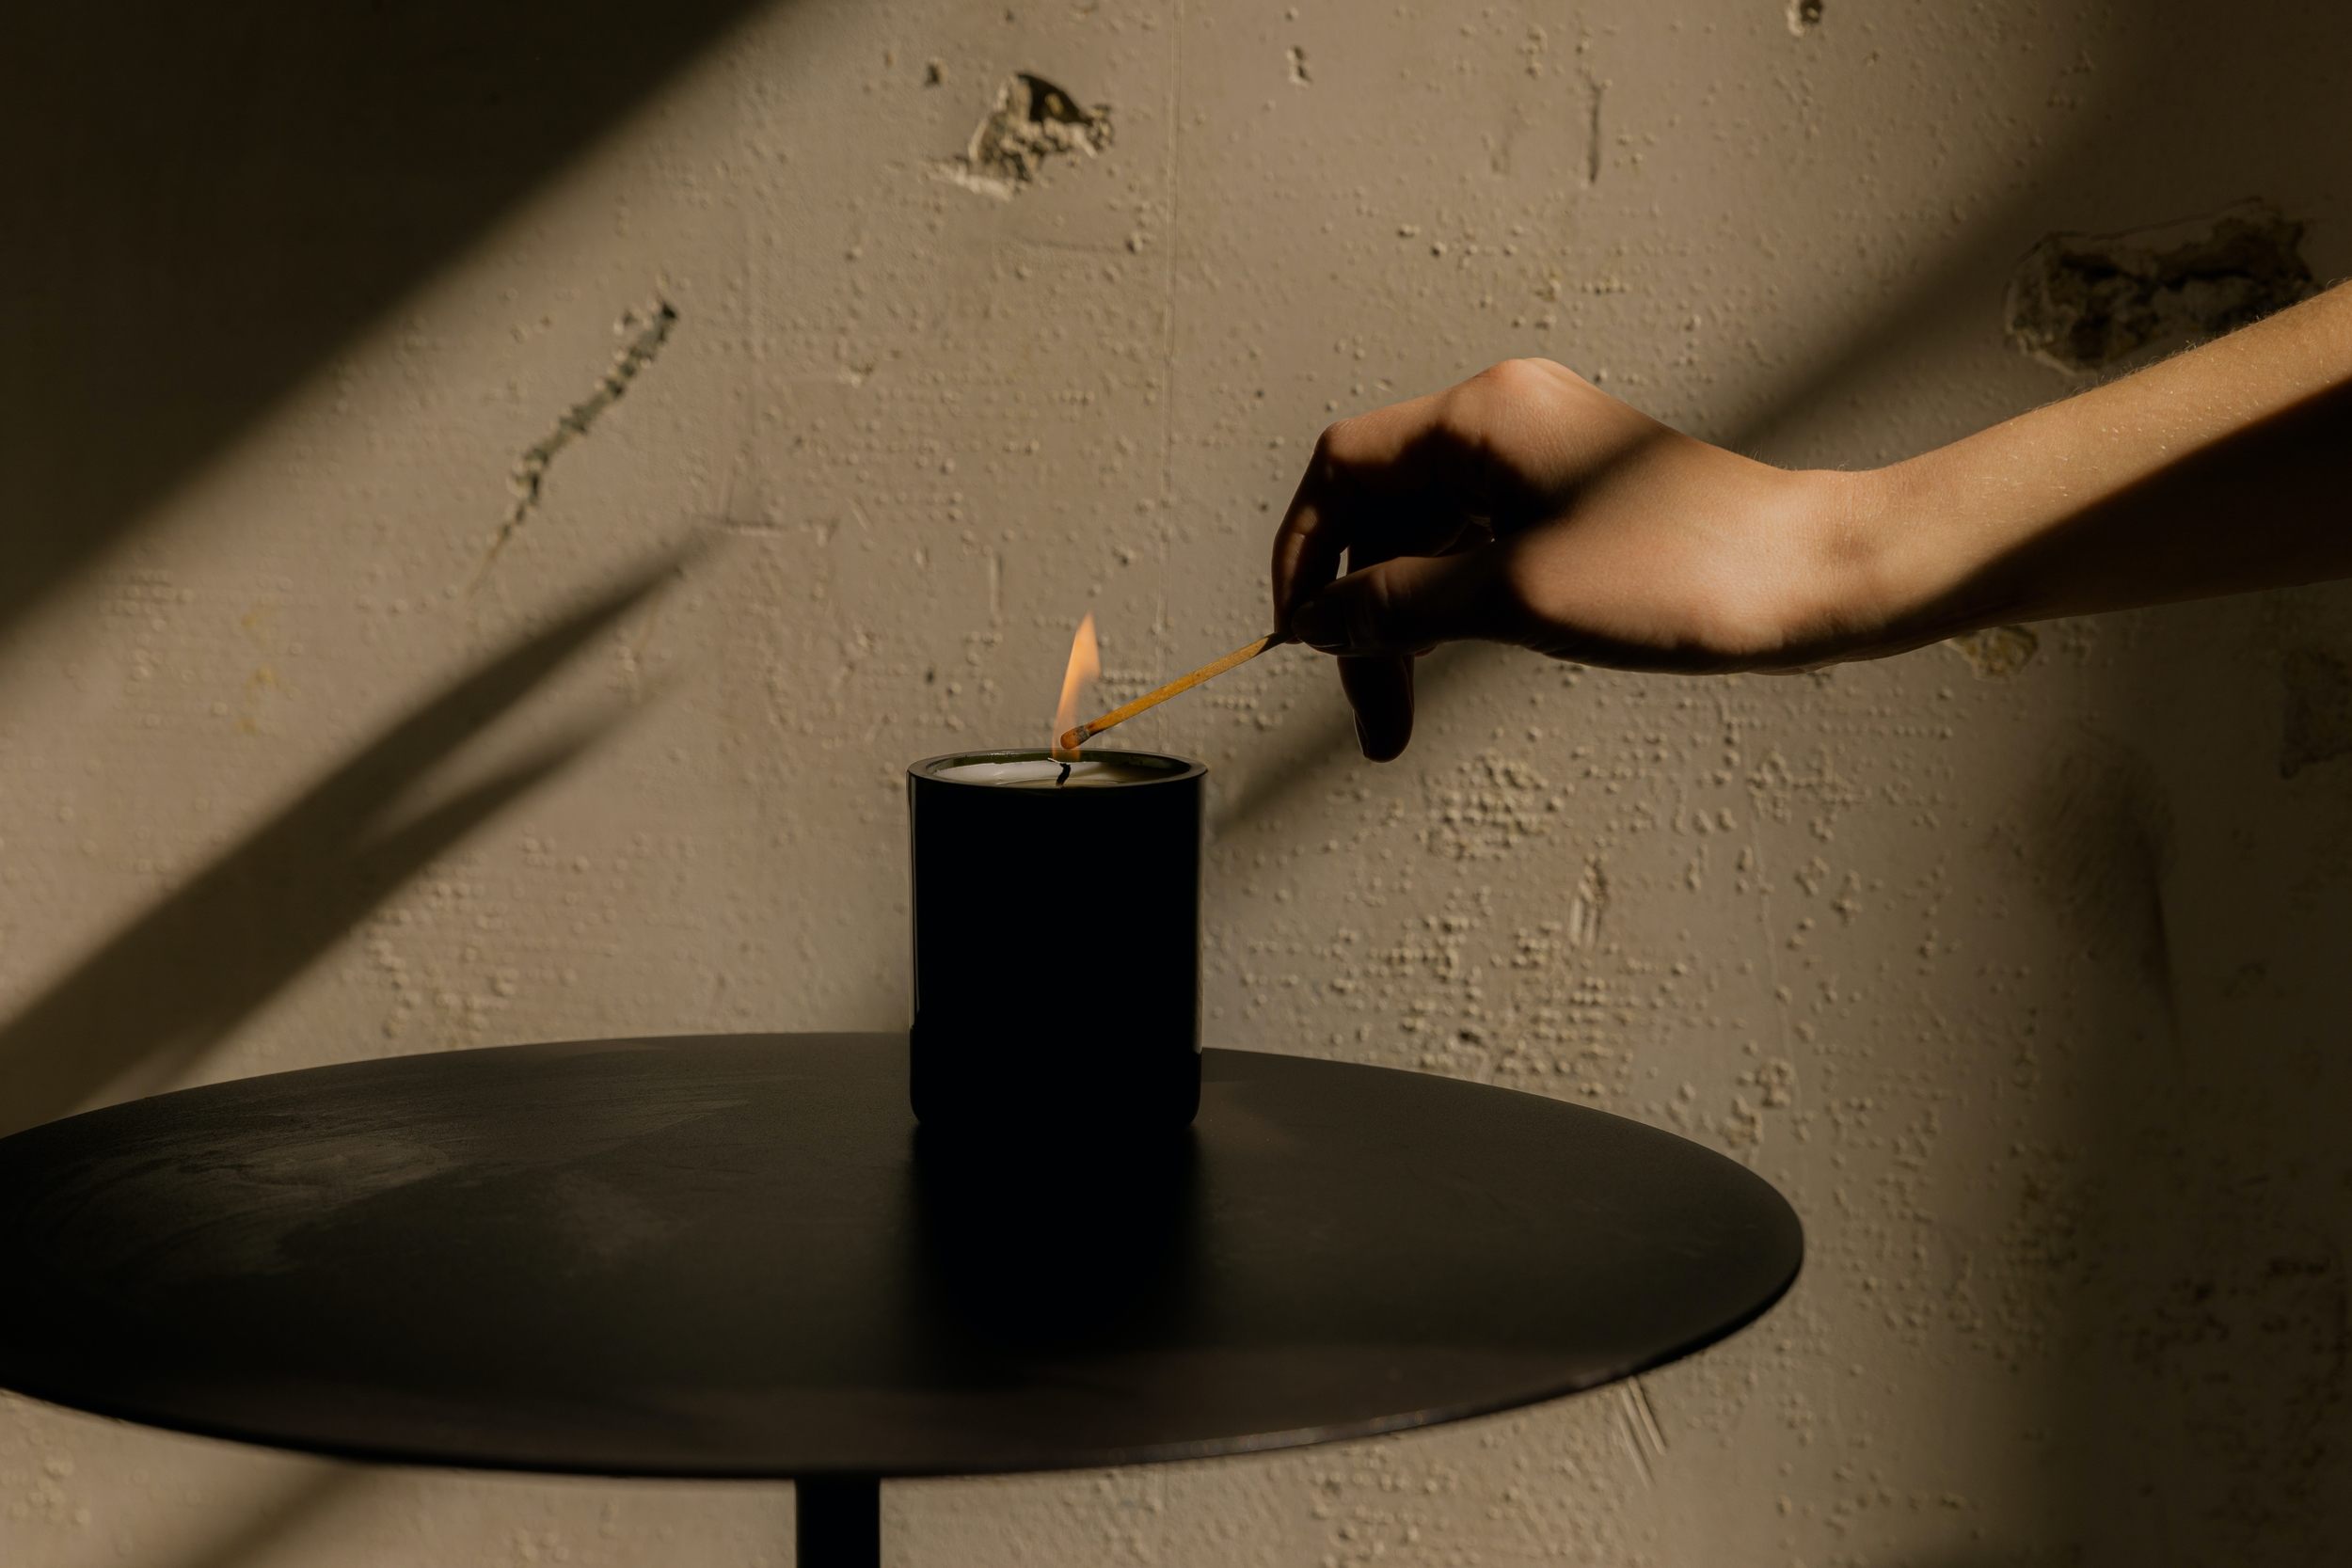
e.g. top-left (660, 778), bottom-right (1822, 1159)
top-left (1584, 73), bottom-right (1605, 185)
top-left (481, 299), bottom-right (678, 578)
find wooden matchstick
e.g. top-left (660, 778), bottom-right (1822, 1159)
top-left (1058, 631), bottom-right (1290, 753)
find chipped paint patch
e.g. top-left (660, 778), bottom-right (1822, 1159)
top-left (2004, 200), bottom-right (2314, 375)
top-left (935, 73), bottom-right (1112, 200)
top-left (1947, 625), bottom-right (2039, 677)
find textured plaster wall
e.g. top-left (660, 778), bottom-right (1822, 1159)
top-left (6, 1), bottom-right (2351, 1564)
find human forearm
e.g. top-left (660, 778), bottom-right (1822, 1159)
top-left (1270, 288), bottom-right (2352, 759)
top-left (1852, 282), bottom-right (2352, 650)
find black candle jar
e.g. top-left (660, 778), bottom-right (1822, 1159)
top-left (906, 749), bottom-right (1204, 1138)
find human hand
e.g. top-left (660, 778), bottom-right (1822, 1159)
top-left (1270, 358), bottom-right (1886, 760)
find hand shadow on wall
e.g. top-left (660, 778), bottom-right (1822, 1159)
top-left (0, 0), bottom-right (767, 656)
top-left (0, 550), bottom-right (685, 1141)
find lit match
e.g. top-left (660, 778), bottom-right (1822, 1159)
top-left (1057, 631), bottom-right (1291, 755)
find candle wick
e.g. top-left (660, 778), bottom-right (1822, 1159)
top-left (1056, 762), bottom-right (1072, 786)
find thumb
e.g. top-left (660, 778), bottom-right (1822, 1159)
top-left (1288, 551), bottom-right (1494, 657)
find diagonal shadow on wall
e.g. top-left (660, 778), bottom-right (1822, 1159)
top-left (1, 5), bottom-right (771, 1560)
top-left (163, 1465), bottom-right (368, 1568)
top-left (0, 551), bottom-right (684, 1140)
top-left (0, 0), bottom-right (769, 656)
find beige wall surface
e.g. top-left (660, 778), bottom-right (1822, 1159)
top-left (6, 0), bottom-right (2350, 1563)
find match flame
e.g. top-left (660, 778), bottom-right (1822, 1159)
top-left (1051, 613), bottom-right (1100, 761)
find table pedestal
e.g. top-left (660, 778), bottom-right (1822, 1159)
top-left (797, 1478), bottom-right (879, 1568)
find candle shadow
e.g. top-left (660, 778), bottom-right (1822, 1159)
top-left (905, 1127), bottom-right (1206, 1358)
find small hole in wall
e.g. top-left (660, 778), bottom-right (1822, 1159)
top-left (1788, 0), bottom-right (1823, 33)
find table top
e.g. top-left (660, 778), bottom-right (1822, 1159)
top-left (0, 1034), bottom-right (1802, 1480)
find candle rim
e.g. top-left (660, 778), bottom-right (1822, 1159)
top-left (912, 748), bottom-right (1206, 787)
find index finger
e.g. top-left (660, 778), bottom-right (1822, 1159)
top-left (1269, 392), bottom-right (1450, 631)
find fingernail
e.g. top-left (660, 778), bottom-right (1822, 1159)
top-left (1292, 596), bottom-right (1343, 652)
top-left (1353, 709), bottom-right (1371, 757)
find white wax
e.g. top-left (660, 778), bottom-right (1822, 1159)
top-left (933, 759), bottom-right (1168, 789)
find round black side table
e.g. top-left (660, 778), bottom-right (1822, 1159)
top-left (0, 1035), bottom-right (1802, 1565)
